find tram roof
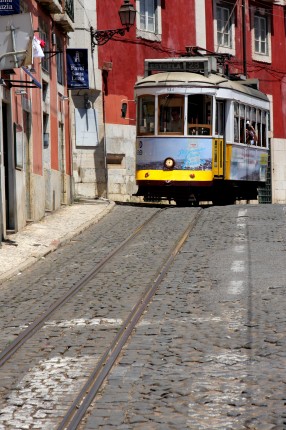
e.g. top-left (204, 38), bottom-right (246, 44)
top-left (134, 72), bottom-right (269, 102)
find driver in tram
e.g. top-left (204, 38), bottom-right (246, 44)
top-left (169, 108), bottom-right (183, 132)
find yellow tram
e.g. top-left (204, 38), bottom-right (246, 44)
top-left (134, 58), bottom-right (270, 205)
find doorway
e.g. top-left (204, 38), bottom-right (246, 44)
top-left (23, 110), bottom-right (32, 220)
top-left (59, 122), bottom-right (66, 204)
top-left (2, 102), bottom-right (14, 232)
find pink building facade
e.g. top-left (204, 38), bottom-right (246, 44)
top-left (0, 0), bottom-right (74, 239)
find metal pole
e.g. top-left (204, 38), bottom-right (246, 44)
top-left (0, 50), bottom-right (27, 66)
top-left (242, 0), bottom-right (247, 77)
top-left (0, 165), bottom-right (2, 247)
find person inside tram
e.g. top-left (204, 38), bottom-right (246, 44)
top-left (169, 108), bottom-right (183, 132)
top-left (246, 121), bottom-right (258, 145)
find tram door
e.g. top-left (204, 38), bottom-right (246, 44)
top-left (213, 101), bottom-right (225, 177)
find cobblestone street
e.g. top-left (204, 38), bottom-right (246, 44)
top-left (0, 204), bottom-right (285, 429)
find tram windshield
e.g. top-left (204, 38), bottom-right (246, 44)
top-left (137, 94), bottom-right (213, 136)
top-left (187, 95), bottom-right (212, 136)
top-left (159, 95), bottom-right (184, 134)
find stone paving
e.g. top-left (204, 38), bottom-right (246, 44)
top-left (0, 206), bottom-right (200, 429)
top-left (0, 199), bottom-right (114, 284)
top-left (82, 204), bottom-right (286, 429)
top-left (0, 204), bottom-right (285, 429)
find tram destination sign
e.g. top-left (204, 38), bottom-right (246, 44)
top-left (145, 57), bottom-right (217, 76)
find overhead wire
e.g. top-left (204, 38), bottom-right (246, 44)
top-left (212, 0), bottom-right (286, 81)
top-left (218, 0), bottom-right (285, 21)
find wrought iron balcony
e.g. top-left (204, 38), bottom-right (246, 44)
top-left (37, 0), bottom-right (62, 14)
top-left (52, 0), bottom-right (74, 33)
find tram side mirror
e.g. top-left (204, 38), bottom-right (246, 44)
top-left (121, 102), bottom-right (127, 118)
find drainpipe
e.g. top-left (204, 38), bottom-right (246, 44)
top-left (0, 162), bottom-right (2, 246)
top-left (242, 0), bottom-right (247, 77)
top-left (102, 90), bottom-right (109, 199)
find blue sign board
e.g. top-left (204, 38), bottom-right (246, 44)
top-left (66, 49), bottom-right (89, 90)
top-left (0, 0), bottom-right (20, 15)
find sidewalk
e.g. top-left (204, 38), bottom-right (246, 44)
top-left (0, 199), bottom-right (115, 284)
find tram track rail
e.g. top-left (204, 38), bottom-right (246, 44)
top-left (0, 204), bottom-right (283, 430)
top-left (0, 208), bottom-right (165, 368)
top-left (57, 209), bottom-right (202, 430)
top-left (0, 205), bottom-right (203, 430)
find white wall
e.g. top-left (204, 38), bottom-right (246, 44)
top-left (195, 0), bottom-right (206, 49)
top-left (105, 123), bottom-right (137, 201)
top-left (272, 138), bottom-right (286, 203)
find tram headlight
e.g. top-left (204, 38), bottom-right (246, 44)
top-left (190, 173), bottom-right (195, 179)
top-left (164, 157), bottom-right (175, 169)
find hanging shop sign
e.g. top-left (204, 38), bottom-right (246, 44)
top-left (0, 13), bottom-right (33, 70)
top-left (0, 0), bottom-right (20, 15)
top-left (66, 49), bottom-right (89, 89)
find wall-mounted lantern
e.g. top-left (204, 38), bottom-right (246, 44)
top-left (90, 0), bottom-right (136, 51)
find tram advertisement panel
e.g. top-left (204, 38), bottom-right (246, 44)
top-left (136, 138), bottom-right (212, 171)
top-left (229, 146), bottom-right (268, 182)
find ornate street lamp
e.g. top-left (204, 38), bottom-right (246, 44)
top-left (90, 0), bottom-right (136, 51)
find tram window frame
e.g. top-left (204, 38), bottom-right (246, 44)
top-left (239, 104), bottom-right (245, 143)
top-left (234, 103), bottom-right (267, 147)
top-left (158, 94), bottom-right (184, 135)
top-left (250, 107), bottom-right (258, 146)
top-left (246, 106), bottom-right (260, 146)
top-left (234, 102), bottom-right (239, 142)
top-left (256, 109), bottom-right (262, 147)
top-left (187, 95), bottom-right (212, 136)
top-left (137, 95), bottom-right (156, 136)
top-left (261, 111), bottom-right (267, 148)
top-left (215, 100), bottom-right (224, 136)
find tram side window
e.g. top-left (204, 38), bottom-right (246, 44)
top-left (234, 102), bottom-right (239, 142)
top-left (188, 95), bottom-right (212, 135)
top-left (261, 111), bottom-right (267, 147)
top-left (256, 110), bottom-right (262, 147)
top-left (215, 101), bottom-right (224, 136)
top-left (248, 107), bottom-right (257, 145)
top-left (246, 107), bottom-right (260, 146)
top-left (137, 95), bottom-right (155, 135)
top-left (247, 106), bottom-right (257, 146)
top-left (239, 104), bottom-right (246, 143)
top-left (158, 95), bottom-right (184, 134)
top-left (234, 103), bottom-right (267, 146)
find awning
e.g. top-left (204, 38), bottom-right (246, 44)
top-left (22, 67), bottom-right (41, 88)
top-left (2, 66), bottom-right (41, 89)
